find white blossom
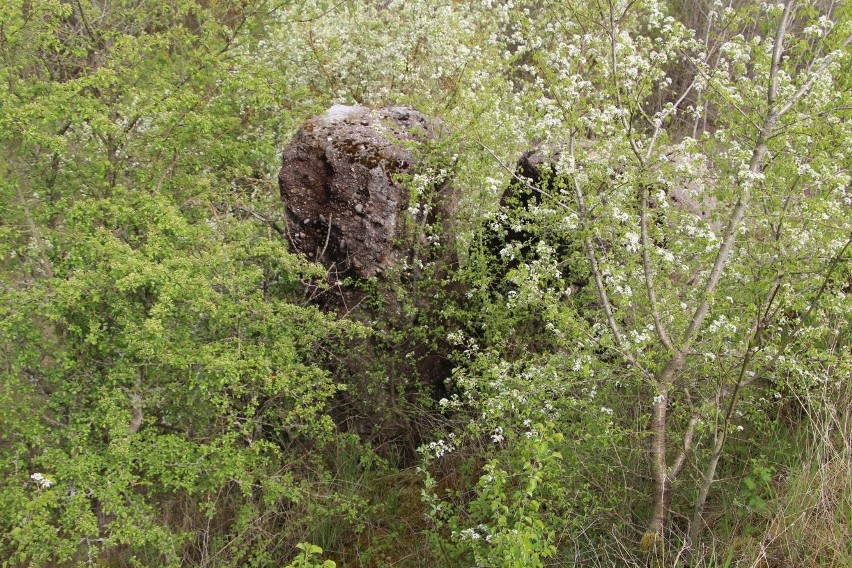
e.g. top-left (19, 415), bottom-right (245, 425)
top-left (30, 473), bottom-right (53, 489)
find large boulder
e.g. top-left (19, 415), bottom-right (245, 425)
top-left (277, 106), bottom-right (459, 458)
top-left (278, 105), bottom-right (450, 280)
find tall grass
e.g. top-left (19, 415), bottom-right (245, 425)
top-left (739, 384), bottom-right (850, 568)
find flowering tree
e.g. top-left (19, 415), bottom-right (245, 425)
top-left (427, 0), bottom-right (852, 562)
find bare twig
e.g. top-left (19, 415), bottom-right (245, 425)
top-left (319, 214), bottom-right (333, 259)
top-left (231, 204), bottom-right (287, 237)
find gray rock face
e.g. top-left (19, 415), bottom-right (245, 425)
top-left (278, 105), bottom-right (441, 279)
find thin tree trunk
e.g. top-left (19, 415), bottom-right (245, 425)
top-left (688, 436), bottom-right (724, 550)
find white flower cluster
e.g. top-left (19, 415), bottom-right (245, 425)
top-left (612, 206), bottom-right (631, 224)
top-left (657, 247), bottom-right (675, 264)
top-left (425, 435), bottom-right (456, 458)
top-left (737, 167), bottom-right (765, 189)
top-left (706, 314), bottom-right (738, 335)
top-left (454, 524), bottom-right (492, 543)
top-left (438, 395), bottom-right (462, 410)
top-left (446, 330), bottom-right (466, 346)
top-left (30, 473), bottom-right (53, 489)
top-left (803, 16), bottom-right (833, 38)
top-left (629, 325), bottom-right (654, 347)
top-left (522, 419), bottom-right (540, 439)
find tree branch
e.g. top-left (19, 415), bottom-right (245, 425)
top-left (570, 134), bottom-right (650, 379)
top-left (640, 182), bottom-right (674, 351)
